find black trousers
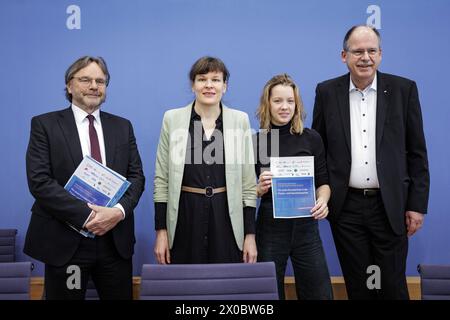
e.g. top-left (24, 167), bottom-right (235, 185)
top-left (331, 190), bottom-right (409, 300)
top-left (44, 232), bottom-right (132, 300)
top-left (256, 205), bottom-right (333, 300)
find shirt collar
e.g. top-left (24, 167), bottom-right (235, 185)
top-left (349, 73), bottom-right (377, 93)
top-left (190, 101), bottom-right (201, 121)
top-left (71, 104), bottom-right (101, 125)
top-left (190, 101), bottom-right (223, 125)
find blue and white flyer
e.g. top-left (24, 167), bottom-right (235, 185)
top-left (270, 156), bottom-right (315, 218)
top-left (65, 155), bottom-right (131, 207)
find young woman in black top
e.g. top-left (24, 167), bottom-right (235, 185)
top-left (255, 74), bottom-right (333, 300)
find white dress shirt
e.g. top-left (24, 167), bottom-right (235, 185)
top-left (348, 74), bottom-right (380, 189)
top-left (71, 104), bottom-right (125, 226)
top-left (72, 104), bottom-right (106, 166)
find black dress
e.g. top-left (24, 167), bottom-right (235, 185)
top-left (155, 104), bottom-right (255, 263)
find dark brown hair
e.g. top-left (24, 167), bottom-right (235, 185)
top-left (189, 56), bottom-right (229, 83)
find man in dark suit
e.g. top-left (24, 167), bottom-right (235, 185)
top-left (24, 56), bottom-right (145, 299)
top-left (312, 26), bottom-right (429, 299)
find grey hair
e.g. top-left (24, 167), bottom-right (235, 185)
top-left (64, 56), bottom-right (110, 102)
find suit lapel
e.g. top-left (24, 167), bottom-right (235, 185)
top-left (376, 72), bottom-right (389, 153)
top-left (170, 104), bottom-right (192, 200)
top-left (222, 105), bottom-right (232, 165)
top-left (172, 103), bottom-right (192, 172)
top-left (222, 105), bottom-right (237, 210)
top-left (100, 111), bottom-right (116, 168)
top-left (58, 107), bottom-right (83, 168)
top-left (336, 74), bottom-right (351, 154)
top-left (222, 104), bottom-right (242, 169)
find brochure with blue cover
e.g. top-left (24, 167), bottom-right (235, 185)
top-left (64, 156), bottom-right (131, 237)
top-left (270, 156), bottom-right (315, 218)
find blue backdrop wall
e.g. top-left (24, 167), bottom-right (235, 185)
top-left (1, 0), bottom-right (449, 277)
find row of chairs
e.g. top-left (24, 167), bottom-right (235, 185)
top-left (2, 227), bottom-right (278, 299)
top-left (0, 261), bottom-right (278, 300)
top-left (2, 228), bottom-right (450, 300)
top-left (1, 229), bottom-right (32, 299)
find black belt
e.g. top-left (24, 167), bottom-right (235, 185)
top-left (348, 187), bottom-right (381, 197)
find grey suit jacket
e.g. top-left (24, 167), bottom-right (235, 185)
top-left (153, 102), bottom-right (257, 250)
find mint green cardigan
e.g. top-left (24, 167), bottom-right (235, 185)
top-left (153, 102), bottom-right (257, 250)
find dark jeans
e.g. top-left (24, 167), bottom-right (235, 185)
top-left (256, 204), bottom-right (333, 300)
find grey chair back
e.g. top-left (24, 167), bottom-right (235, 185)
top-left (85, 279), bottom-right (99, 300)
top-left (140, 262), bottom-right (278, 300)
top-left (0, 262), bottom-right (32, 300)
top-left (0, 229), bottom-right (17, 262)
top-left (418, 264), bottom-right (450, 300)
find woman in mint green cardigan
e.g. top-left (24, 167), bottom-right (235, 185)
top-left (153, 56), bottom-right (257, 264)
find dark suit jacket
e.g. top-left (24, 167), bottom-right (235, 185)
top-left (312, 72), bottom-right (429, 235)
top-left (24, 107), bottom-right (145, 266)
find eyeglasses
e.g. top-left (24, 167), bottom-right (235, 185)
top-left (73, 77), bottom-right (107, 87)
top-left (347, 48), bottom-right (380, 57)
